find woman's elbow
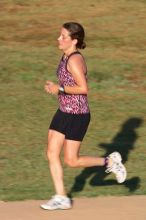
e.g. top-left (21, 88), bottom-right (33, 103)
top-left (82, 86), bottom-right (88, 95)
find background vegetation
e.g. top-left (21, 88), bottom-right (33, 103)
top-left (0, 0), bottom-right (146, 200)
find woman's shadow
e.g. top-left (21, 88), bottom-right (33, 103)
top-left (68, 117), bottom-right (143, 197)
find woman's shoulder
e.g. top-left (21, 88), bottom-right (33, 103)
top-left (67, 52), bottom-right (84, 64)
top-left (67, 52), bottom-right (87, 74)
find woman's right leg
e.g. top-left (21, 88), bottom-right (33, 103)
top-left (40, 129), bottom-right (72, 210)
top-left (47, 129), bottom-right (66, 196)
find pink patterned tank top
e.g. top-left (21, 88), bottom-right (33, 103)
top-left (57, 51), bottom-right (90, 114)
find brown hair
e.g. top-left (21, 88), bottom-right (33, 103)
top-left (63, 22), bottom-right (86, 49)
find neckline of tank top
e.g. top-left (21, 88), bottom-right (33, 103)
top-left (62, 51), bottom-right (81, 61)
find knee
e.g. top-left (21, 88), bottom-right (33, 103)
top-left (64, 157), bottom-right (78, 168)
top-left (47, 150), bottom-right (52, 161)
top-left (47, 149), bottom-right (58, 163)
top-left (46, 151), bottom-right (52, 162)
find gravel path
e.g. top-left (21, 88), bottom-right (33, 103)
top-left (1, 196), bottom-right (146, 220)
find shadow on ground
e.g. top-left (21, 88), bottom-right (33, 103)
top-left (68, 117), bottom-right (143, 197)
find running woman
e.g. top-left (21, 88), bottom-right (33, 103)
top-left (40, 22), bottom-right (127, 210)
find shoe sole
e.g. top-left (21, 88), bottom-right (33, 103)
top-left (117, 163), bottom-right (127, 183)
top-left (40, 205), bottom-right (72, 210)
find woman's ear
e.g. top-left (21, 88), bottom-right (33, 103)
top-left (73, 39), bottom-right (78, 47)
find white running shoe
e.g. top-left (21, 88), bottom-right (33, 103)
top-left (40, 195), bottom-right (72, 210)
top-left (106, 152), bottom-right (127, 183)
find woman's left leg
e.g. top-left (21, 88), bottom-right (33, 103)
top-left (63, 140), bottom-right (127, 184)
top-left (64, 139), bottom-right (106, 168)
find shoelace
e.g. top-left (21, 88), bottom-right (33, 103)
top-left (46, 197), bottom-right (60, 206)
top-left (105, 162), bottom-right (122, 173)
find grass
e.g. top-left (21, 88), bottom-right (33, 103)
top-left (0, 0), bottom-right (146, 200)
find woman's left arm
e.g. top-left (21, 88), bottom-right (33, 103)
top-left (64, 54), bottom-right (88, 95)
top-left (45, 54), bottom-right (88, 95)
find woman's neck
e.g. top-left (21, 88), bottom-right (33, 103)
top-left (64, 48), bottom-right (78, 57)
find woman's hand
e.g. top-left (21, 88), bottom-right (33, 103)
top-left (44, 81), bottom-right (59, 95)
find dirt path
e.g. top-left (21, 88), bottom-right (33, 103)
top-left (1, 196), bottom-right (146, 220)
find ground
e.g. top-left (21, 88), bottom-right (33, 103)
top-left (1, 196), bottom-right (146, 220)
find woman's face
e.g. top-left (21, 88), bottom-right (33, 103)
top-left (57, 27), bottom-right (76, 52)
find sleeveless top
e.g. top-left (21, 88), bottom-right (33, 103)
top-left (57, 51), bottom-right (90, 114)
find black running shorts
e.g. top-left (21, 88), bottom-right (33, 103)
top-left (49, 109), bottom-right (91, 141)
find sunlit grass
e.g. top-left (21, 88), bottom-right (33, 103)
top-left (0, 0), bottom-right (146, 200)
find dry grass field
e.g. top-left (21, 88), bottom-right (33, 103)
top-left (0, 0), bottom-right (146, 201)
